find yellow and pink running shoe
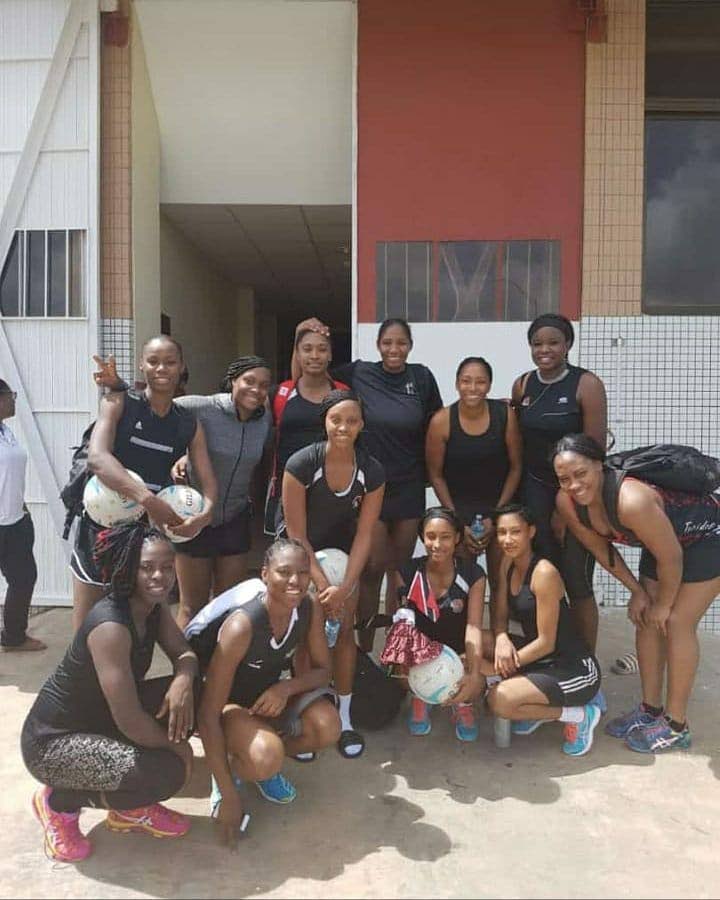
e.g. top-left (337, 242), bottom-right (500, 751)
top-left (32, 786), bottom-right (92, 863)
top-left (106, 803), bottom-right (190, 838)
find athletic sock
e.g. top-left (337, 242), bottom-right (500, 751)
top-left (559, 707), bottom-right (585, 724)
top-left (666, 716), bottom-right (686, 733)
top-left (641, 702), bottom-right (664, 718)
top-left (337, 693), bottom-right (354, 732)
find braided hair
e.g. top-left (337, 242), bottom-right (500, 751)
top-left (263, 537), bottom-right (309, 569)
top-left (221, 355), bottom-right (271, 392)
top-left (94, 522), bottom-right (171, 602)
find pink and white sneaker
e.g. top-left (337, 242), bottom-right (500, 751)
top-left (32, 786), bottom-right (92, 862)
top-left (106, 803), bottom-right (190, 838)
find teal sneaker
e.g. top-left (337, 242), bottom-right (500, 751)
top-left (255, 772), bottom-right (297, 804)
top-left (562, 704), bottom-right (602, 757)
top-left (408, 697), bottom-right (432, 736)
top-left (605, 703), bottom-right (661, 739)
top-left (210, 772), bottom-right (243, 818)
top-left (590, 688), bottom-right (608, 715)
top-left (451, 703), bottom-right (479, 742)
top-left (512, 719), bottom-right (548, 736)
top-left (625, 718), bottom-right (691, 754)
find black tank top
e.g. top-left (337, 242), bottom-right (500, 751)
top-left (27, 595), bottom-right (161, 740)
top-left (443, 400), bottom-right (509, 523)
top-left (204, 592), bottom-right (312, 708)
top-left (507, 556), bottom-right (588, 660)
top-left (113, 391), bottom-right (197, 492)
top-left (517, 365), bottom-right (587, 485)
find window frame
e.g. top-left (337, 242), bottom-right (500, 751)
top-left (0, 228), bottom-right (87, 319)
top-left (642, 109), bottom-right (720, 315)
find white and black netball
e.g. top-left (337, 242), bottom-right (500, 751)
top-left (408, 644), bottom-right (464, 705)
top-left (156, 485), bottom-right (205, 543)
top-left (82, 471), bottom-right (146, 527)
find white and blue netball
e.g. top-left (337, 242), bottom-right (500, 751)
top-left (82, 471), bottom-right (145, 527)
top-left (156, 485), bottom-right (205, 543)
top-left (408, 644), bottom-right (465, 705)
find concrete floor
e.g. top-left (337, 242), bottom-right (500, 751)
top-left (2, 607), bottom-right (720, 899)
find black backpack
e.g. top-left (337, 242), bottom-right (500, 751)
top-left (577, 444), bottom-right (720, 540)
top-left (606, 444), bottom-right (720, 495)
top-left (59, 421), bottom-right (95, 539)
top-left (350, 650), bottom-right (405, 730)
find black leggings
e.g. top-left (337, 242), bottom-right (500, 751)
top-left (521, 474), bottom-right (596, 603)
top-left (22, 677), bottom-right (187, 814)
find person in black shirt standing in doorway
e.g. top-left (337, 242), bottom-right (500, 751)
top-left (293, 318), bottom-right (442, 652)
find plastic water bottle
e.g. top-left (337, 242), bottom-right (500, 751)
top-left (325, 617), bottom-right (341, 649)
top-left (470, 514), bottom-right (486, 542)
top-left (494, 716), bottom-right (512, 748)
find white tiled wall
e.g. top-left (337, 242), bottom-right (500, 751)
top-left (579, 315), bottom-right (720, 631)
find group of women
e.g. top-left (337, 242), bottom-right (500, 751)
top-left (16, 311), bottom-right (720, 862)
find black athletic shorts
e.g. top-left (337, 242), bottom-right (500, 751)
top-left (639, 535), bottom-right (720, 584)
top-left (510, 635), bottom-right (601, 706)
top-left (380, 479), bottom-right (426, 523)
top-left (175, 506), bottom-right (253, 559)
top-left (70, 514), bottom-right (108, 586)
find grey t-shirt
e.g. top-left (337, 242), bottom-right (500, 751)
top-left (176, 393), bottom-right (271, 527)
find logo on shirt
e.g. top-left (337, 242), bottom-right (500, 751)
top-left (557, 396), bottom-right (568, 404)
top-left (521, 397), bottom-right (530, 407)
top-left (352, 494), bottom-right (364, 511)
top-left (134, 421), bottom-right (143, 430)
top-left (247, 659), bottom-right (265, 669)
top-left (450, 597), bottom-right (465, 614)
top-left (405, 382), bottom-right (416, 396)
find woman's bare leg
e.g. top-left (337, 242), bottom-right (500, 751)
top-left (665, 576), bottom-right (720, 724)
top-left (175, 555), bottom-right (213, 632)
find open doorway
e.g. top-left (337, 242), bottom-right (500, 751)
top-left (160, 203), bottom-right (351, 388)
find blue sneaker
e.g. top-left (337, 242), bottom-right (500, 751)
top-left (210, 772), bottom-right (243, 818)
top-left (605, 703), bottom-right (661, 739)
top-left (625, 718), bottom-right (691, 754)
top-left (590, 688), bottom-right (608, 715)
top-left (451, 703), bottom-right (479, 742)
top-left (512, 719), bottom-right (548, 736)
top-left (255, 772), bottom-right (297, 804)
top-left (408, 697), bottom-right (432, 736)
top-left (562, 704), bottom-right (602, 757)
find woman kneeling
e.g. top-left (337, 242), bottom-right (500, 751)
top-left (21, 524), bottom-right (198, 862)
top-left (486, 504), bottom-right (602, 757)
top-left (394, 508), bottom-right (486, 742)
top-left (196, 539), bottom-right (341, 847)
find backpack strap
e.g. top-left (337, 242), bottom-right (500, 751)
top-left (573, 467), bottom-right (633, 542)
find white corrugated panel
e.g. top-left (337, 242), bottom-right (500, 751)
top-left (0, 0), bottom-right (99, 607)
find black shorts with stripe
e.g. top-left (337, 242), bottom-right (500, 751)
top-left (70, 514), bottom-right (108, 586)
top-left (510, 634), bottom-right (601, 706)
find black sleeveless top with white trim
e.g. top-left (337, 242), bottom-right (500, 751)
top-left (517, 365), bottom-right (587, 486)
top-left (113, 391), bottom-right (197, 493)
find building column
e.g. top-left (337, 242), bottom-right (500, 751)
top-left (100, 0), bottom-right (135, 383)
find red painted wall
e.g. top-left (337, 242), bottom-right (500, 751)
top-left (357, 0), bottom-right (585, 321)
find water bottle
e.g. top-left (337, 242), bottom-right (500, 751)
top-left (494, 716), bottom-right (512, 749)
top-left (325, 617), bottom-right (341, 649)
top-left (470, 514), bottom-right (486, 542)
